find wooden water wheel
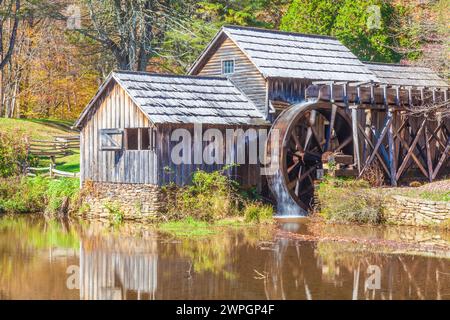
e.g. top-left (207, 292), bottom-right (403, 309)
top-left (266, 101), bottom-right (354, 215)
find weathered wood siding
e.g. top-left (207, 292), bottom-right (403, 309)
top-left (157, 124), bottom-right (261, 188)
top-left (80, 82), bottom-right (158, 184)
top-left (80, 83), bottom-right (261, 187)
top-left (197, 37), bottom-right (268, 117)
top-left (269, 78), bottom-right (312, 104)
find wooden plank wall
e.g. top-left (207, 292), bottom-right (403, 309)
top-left (80, 82), bottom-right (158, 184)
top-left (269, 78), bottom-right (311, 104)
top-left (197, 38), bottom-right (268, 117)
top-left (157, 124), bottom-right (261, 188)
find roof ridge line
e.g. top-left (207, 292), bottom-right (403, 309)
top-left (363, 62), bottom-right (430, 68)
top-left (223, 25), bottom-right (338, 40)
top-left (113, 70), bottom-right (229, 81)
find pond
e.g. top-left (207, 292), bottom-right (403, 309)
top-left (0, 215), bottom-right (449, 300)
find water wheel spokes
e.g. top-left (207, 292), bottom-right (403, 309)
top-left (267, 101), bottom-right (353, 215)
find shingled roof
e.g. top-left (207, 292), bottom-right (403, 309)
top-left (364, 62), bottom-right (448, 87)
top-left (74, 71), bottom-right (268, 128)
top-left (190, 25), bottom-right (379, 83)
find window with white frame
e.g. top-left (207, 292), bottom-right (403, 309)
top-left (222, 59), bottom-right (235, 75)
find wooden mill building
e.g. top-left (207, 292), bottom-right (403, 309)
top-left (75, 25), bottom-right (449, 217)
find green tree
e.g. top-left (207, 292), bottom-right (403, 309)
top-left (280, 0), bottom-right (401, 62)
top-left (159, 0), bottom-right (290, 73)
top-left (332, 0), bottom-right (400, 62)
top-left (280, 0), bottom-right (342, 35)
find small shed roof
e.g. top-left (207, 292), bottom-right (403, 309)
top-left (190, 25), bottom-right (379, 83)
top-left (363, 62), bottom-right (448, 88)
top-left (74, 71), bottom-right (269, 128)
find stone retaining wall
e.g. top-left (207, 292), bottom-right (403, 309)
top-left (81, 182), bottom-right (164, 221)
top-left (384, 195), bottom-right (450, 227)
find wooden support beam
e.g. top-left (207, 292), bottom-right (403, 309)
top-left (432, 139), bottom-right (449, 180)
top-left (383, 85), bottom-right (388, 107)
top-left (418, 128), bottom-right (446, 156)
top-left (386, 107), bottom-right (397, 186)
top-left (427, 124), bottom-right (446, 151)
top-left (370, 127), bottom-right (390, 168)
top-left (396, 118), bottom-right (427, 181)
top-left (408, 87), bottom-right (413, 106)
top-left (395, 87), bottom-right (400, 106)
top-left (424, 122), bottom-right (433, 182)
top-left (305, 83), bottom-right (441, 108)
top-left (370, 82), bottom-right (375, 106)
top-left (356, 86), bottom-right (361, 105)
top-left (357, 123), bottom-right (391, 177)
top-left (335, 136), bottom-right (353, 153)
top-left (326, 104), bottom-right (337, 151)
top-left (383, 85), bottom-right (397, 184)
top-left (396, 132), bottom-right (429, 179)
top-left (351, 107), bottom-right (361, 172)
top-left (330, 83), bottom-right (334, 103)
top-left (393, 117), bottom-right (408, 140)
top-left (343, 83), bottom-right (349, 107)
top-left (359, 117), bottom-right (393, 177)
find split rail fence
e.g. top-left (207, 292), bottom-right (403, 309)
top-left (26, 134), bottom-right (80, 178)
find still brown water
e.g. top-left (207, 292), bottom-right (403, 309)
top-left (0, 215), bottom-right (449, 300)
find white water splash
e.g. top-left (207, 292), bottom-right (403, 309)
top-left (271, 171), bottom-right (307, 217)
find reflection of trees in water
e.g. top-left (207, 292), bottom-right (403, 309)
top-left (0, 216), bottom-right (79, 299)
top-left (77, 224), bottom-right (277, 300)
top-left (0, 216), bottom-right (79, 250)
top-left (163, 227), bottom-right (274, 279)
top-left (3, 215), bottom-right (449, 300)
top-left (261, 239), bottom-right (450, 300)
top-left (79, 225), bottom-right (450, 300)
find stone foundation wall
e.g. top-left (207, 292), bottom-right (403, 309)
top-left (81, 182), bottom-right (165, 221)
top-left (384, 195), bottom-right (450, 227)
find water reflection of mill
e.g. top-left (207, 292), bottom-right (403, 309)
top-left (77, 224), bottom-right (450, 300)
top-left (261, 221), bottom-right (450, 300)
top-left (80, 240), bottom-right (158, 300)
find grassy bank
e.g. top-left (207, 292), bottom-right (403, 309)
top-left (0, 169), bottom-right (274, 230)
top-left (316, 177), bottom-right (449, 225)
top-left (390, 181), bottom-right (450, 202)
top-left (316, 177), bottom-right (385, 224)
top-left (0, 176), bottom-right (81, 216)
top-left (156, 216), bottom-right (267, 237)
top-left (0, 118), bottom-right (74, 140)
top-left (161, 168), bottom-right (274, 224)
top-left (0, 118), bottom-right (80, 172)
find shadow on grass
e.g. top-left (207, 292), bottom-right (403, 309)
top-left (26, 118), bottom-right (77, 133)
